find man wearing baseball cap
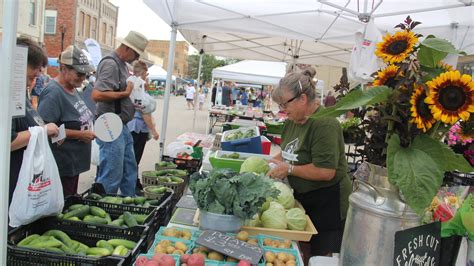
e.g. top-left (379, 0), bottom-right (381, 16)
top-left (92, 31), bottom-right (148, 196)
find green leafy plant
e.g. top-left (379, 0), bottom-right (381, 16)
top-left (312, 16), bottom-right (473, 215)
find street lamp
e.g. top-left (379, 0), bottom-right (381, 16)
top-left (60, 25), bottom-right (66, 51)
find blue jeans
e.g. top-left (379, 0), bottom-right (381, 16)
top-left (96, 126), bottom-right (137, 196)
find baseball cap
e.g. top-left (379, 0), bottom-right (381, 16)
top-left (59, 45), bottom-right (95, 74)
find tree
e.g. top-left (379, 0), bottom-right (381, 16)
top-left (187, 53), bottom-right (239, 84)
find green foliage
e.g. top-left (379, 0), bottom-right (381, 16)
top-left (189, 168), bottom-right (279, 219)
top-left (418, 37), bottom-right (466, 68)
top-left (187, 54), bottom-right (240, 82)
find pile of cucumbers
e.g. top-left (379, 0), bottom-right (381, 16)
top-left (151, 169), bottom-right (188, 178)
top-left (155, 161), bottom-right (177, 169)
top-left (85, 194), bottom-right (163, 207)
top-left (58, 204), bottom-right (149, 228)
top-left (17, 229), bottom-right (137, 257)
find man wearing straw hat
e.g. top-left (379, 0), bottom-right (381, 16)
top-left (92, 31), bottom-right (148, 196)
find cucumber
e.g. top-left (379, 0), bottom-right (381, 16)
top-left (90, 206), bottom-right (107, 218)
top-left (29, 236), bottom-right (63, 248)
top-left (123, 196), bottom-right (134, 204)
top-left (67, 204), bottom-right (84, 211)
top-left (27, 235), bottom-right (52, 246)
top-left (107, 239), bottom-right (136, 250)
top-left (86, 247), bottom-right (111, 257)
top-left (65, 216), bottom-right (81, 221)
top-left (17, 234), bottom-right (40, 247)
top-left (42, 246), bottom-right (65, 254)
top-left (132, 214), bottom-right (149, 225)
top-left (63, 205), bottom-right (90, 219)
top-left (43, 230), bottom-right (73, 248)
top-left (83, 216), bottom-right (108, 225)
top-left (142, 202), bottom-right (151, 208)
top-left (57, 213), bottom-right (64, 219)
top-left (112, 245), bottom-right (126, 256)
top-left (73, 241), bottom-right (89, 253)
top-left (146, 199), bottom-right (161, 206)
top-left (120, 247), bottom-right (129, 256)
top-left (105, 213), bottom-right (112, 223)
top-left (122, 211), bottom-right (138, 227)
top-left (59, 243), bottom-right (76, 254)
top-left (110, 219), bottom-right (124, 227)
top-left (97, 240), bottom-right (114, 253)
top-left (86, 193), bottom-right (103, 200)
top-left (134, 196), bottom-right (146, 205)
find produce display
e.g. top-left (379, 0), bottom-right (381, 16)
top-left (261, 238), bottom-right (292, 249)
top-left (240, 156), bottom-right (270, 174)
top-left (156, 161), bottom-right (177, 168)
top-left (85, 194), bottom-right (163, 207)
top-left (189, 168), bottom-right (279, 219)
top-left (223, 128), bottom-right (257, 141)
top-left (160, 227), bottom-right (193, 240)
top-left (58, 204), bottom-right (149, 228)
top-left (264, 250), bottom-right (297, 266)
top-left (144, 186), bottom-right (172, 195)
top-left (153, 239), bottom-right (189, 256)
top-left (220, 152), bottom-right (245, 160)
top-left (16, 230), bottom-right (136, 257)
top-left (151, 169), bottom-right (188, 178)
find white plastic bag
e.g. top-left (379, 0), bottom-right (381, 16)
top-left (91, 139), bottom-right (99, 165)
top-left (9, 126), bottom-right (64, 227)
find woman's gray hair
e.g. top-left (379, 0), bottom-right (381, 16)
top-left (272, 67), bottom-right (318, 103)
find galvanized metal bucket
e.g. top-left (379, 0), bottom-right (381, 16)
top-left (339, 162), bottom-right (420, 265)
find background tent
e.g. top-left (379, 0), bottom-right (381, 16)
top-left (212, 60), bottom-right (287, 85)
top-left (148, 65), bottom-right (176, 81)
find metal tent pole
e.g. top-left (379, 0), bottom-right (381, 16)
top-left (159, 25), bottom-right (178, 159)
top-left (192, 50), bottom-right (204, 132)
top-left (0, 0), bottom-right (19, 263)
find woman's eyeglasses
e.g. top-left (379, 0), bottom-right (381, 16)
top-left (278, 80), bottom-right (304, 109)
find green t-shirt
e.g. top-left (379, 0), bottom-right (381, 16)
top-left (280, 110), bottom-right (351, 219)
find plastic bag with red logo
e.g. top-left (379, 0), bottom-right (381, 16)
top-left (9, 126), bottom-right (64, 227)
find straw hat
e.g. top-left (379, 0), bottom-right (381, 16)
top-left (117, 31), bottom-right (149, 57)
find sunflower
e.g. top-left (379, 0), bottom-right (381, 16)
top-left (373, 65), bottom-right (401, 88)
top-left (376, 30), bottom-right (418, 64)
top-left (410, 84), bottom-right (436, 132)
top-left (436, 62), bottom-right (454, 72)
top-left (425, 71), bottom-right (474, 124)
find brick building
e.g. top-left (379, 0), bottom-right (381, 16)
top-left (43, 0), bottom-right (118, 76)
top-left (146, 40), bottom-right (189, 78)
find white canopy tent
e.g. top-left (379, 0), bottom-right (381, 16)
top-left (148, 65), bottom-right (177, 81)
top-left (143, 0), bottom-right (474, 158)
top-left (212, 60), bottom-right (287, 85)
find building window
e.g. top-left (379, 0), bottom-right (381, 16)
top-left (101, 22), bottom-right (107, 44)
top-left (78, 11), bottom-right (85, 36)
top-left (85, 14), bottom-right (91, 38)
top-left (29, 0), bottom-right (37, 25)
top-left (108, 25), bottom-right (113, 46)
top-left (91, 17), bottom-right (97, 40)
top-left (44, 10), bottom-right (57, 34)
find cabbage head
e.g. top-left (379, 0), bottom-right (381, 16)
top-left (286, 208), bottom-right (307, 231)
top-left (261, 205), bottom-right (287, 229)
top-left (240, 157), bottom-right (270, 174)
top-left (273, 182), bottom-right (295, 209)
top-left (244, 213), bottom-right (261, 227)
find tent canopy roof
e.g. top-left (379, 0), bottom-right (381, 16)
top-left (144, 0), bottom-right (474, 67)
top-left (148, 65), bottom-right (176, 80)
top-left (212, 60), bottom-right (287, 85)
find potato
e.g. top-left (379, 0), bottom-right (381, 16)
top-left (165, 246), bottom-right (175, 254)
top-left (247, 239), bottom-right (258, 246)
top-left (283, 240), bottom-right (292, 249)
top-left (286, 260), bottom-right (297, 266)
top-left (175, 241), bottom-right (188, 252)
top-left (163, 228), bottom-right (177, 237)
top-left (273, 259), bottom-right (285, 266)
top-left (236, 231), bottom-right (249, 242)
top-left (276, 252), bottom-right (288, 263)
top-left (226, 257), bottom-right (238, 262)
top-left (207, 251), bottom-right (224, 261)
top-left (287, 254), bottom-right (296, 261)
top-left (172, 249), bottom-right (184, 255)
top-left (159, 240), bottom-right (172, 248)
top-left (265, 251), bottom-right (275, 263)
top-left (154, 244), bottom-right (166, 254)
top-left (271, 240), bottom-right (280, 248)
top-left (263, 238), bottom-right (272, 246)
top-left (265, 264), bottom-right (274, 266)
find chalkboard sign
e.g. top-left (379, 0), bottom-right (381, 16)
top-left (393, 222), bottom-right (441, 266)
top-left (196, 230), bottom-right (263, 264)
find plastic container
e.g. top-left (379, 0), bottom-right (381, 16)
top-left (8, 217), bottom-right (145, 265)
top-left (133, 253), bottom-right (180, 266)
top-left (209, 150), bottom-right (272, 172)
top-left (148, 236), bottom-right (193, 255)
top-left (221, 127), bottom-right (262, 154)
top-left (265, 121), bottom-right (284, 135)
top-left (156, 226), bottom-right (196, 242)
top-left (199, 211), bottom-right (242, 233)
top-left (261, 136), bottom-right (271, 155)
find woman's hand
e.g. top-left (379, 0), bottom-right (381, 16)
top-left (267, 158), bottom-right (290, 180)
top-left (45, 123), bottom-right (59, 137)
top-left (78, 130), bottom-right (95, 143)
top-left (151, 130), bottom-right (160, 140)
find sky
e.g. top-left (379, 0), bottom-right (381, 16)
top-left (110, 0), bottom-right (197, 54)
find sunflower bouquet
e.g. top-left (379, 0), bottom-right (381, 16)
top-left (313, 16), bottom-right (473, 215)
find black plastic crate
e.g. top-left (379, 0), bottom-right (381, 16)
top-left (443, 171), bottom-right (474, 186)
top-left (7, 245), bottom-right (124, 266)
top-left (162, 155), bottom-right (202, 174)
top-left (8, 217), bottom-right (145, 265)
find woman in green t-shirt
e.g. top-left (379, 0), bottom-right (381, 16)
top-left (267, 68), bottom-right (351, 256)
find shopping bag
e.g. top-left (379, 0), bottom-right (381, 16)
top-left (9, 126), bottom-right (64, 227)
top-left (91, 139), bottom-right (99, 165)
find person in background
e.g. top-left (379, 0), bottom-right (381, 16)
top-left (324, 90), bottom-right (337, 107)
top-left (203, 82), bottom-right (209, 98)
top-left (221, 81), bottom-right (232, 107)
top-left (198, 89), bottom-right (206, 110)
top-left (240, 87), bottom-right (248, 105)
top-left (211, 83), bottom-right (217, 106)
top-left (82, 73), bottom-right (97, 117)
top-left (30, 67), bottom-right (47, 109)
top-left (38, 45), bottom-right (95, 197)
top-left (10, 37), bottom-right (59, 203)
top-left (92, 30), bottom-right (148, 196)
top-left (126, 60), bottom-right (159, 192)
top-left (267, 68), bottom-right (350, 257)
top-left (231, 83), bottom-right (239, 105)
top-left (185, 82), bottom-right (196, 110)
